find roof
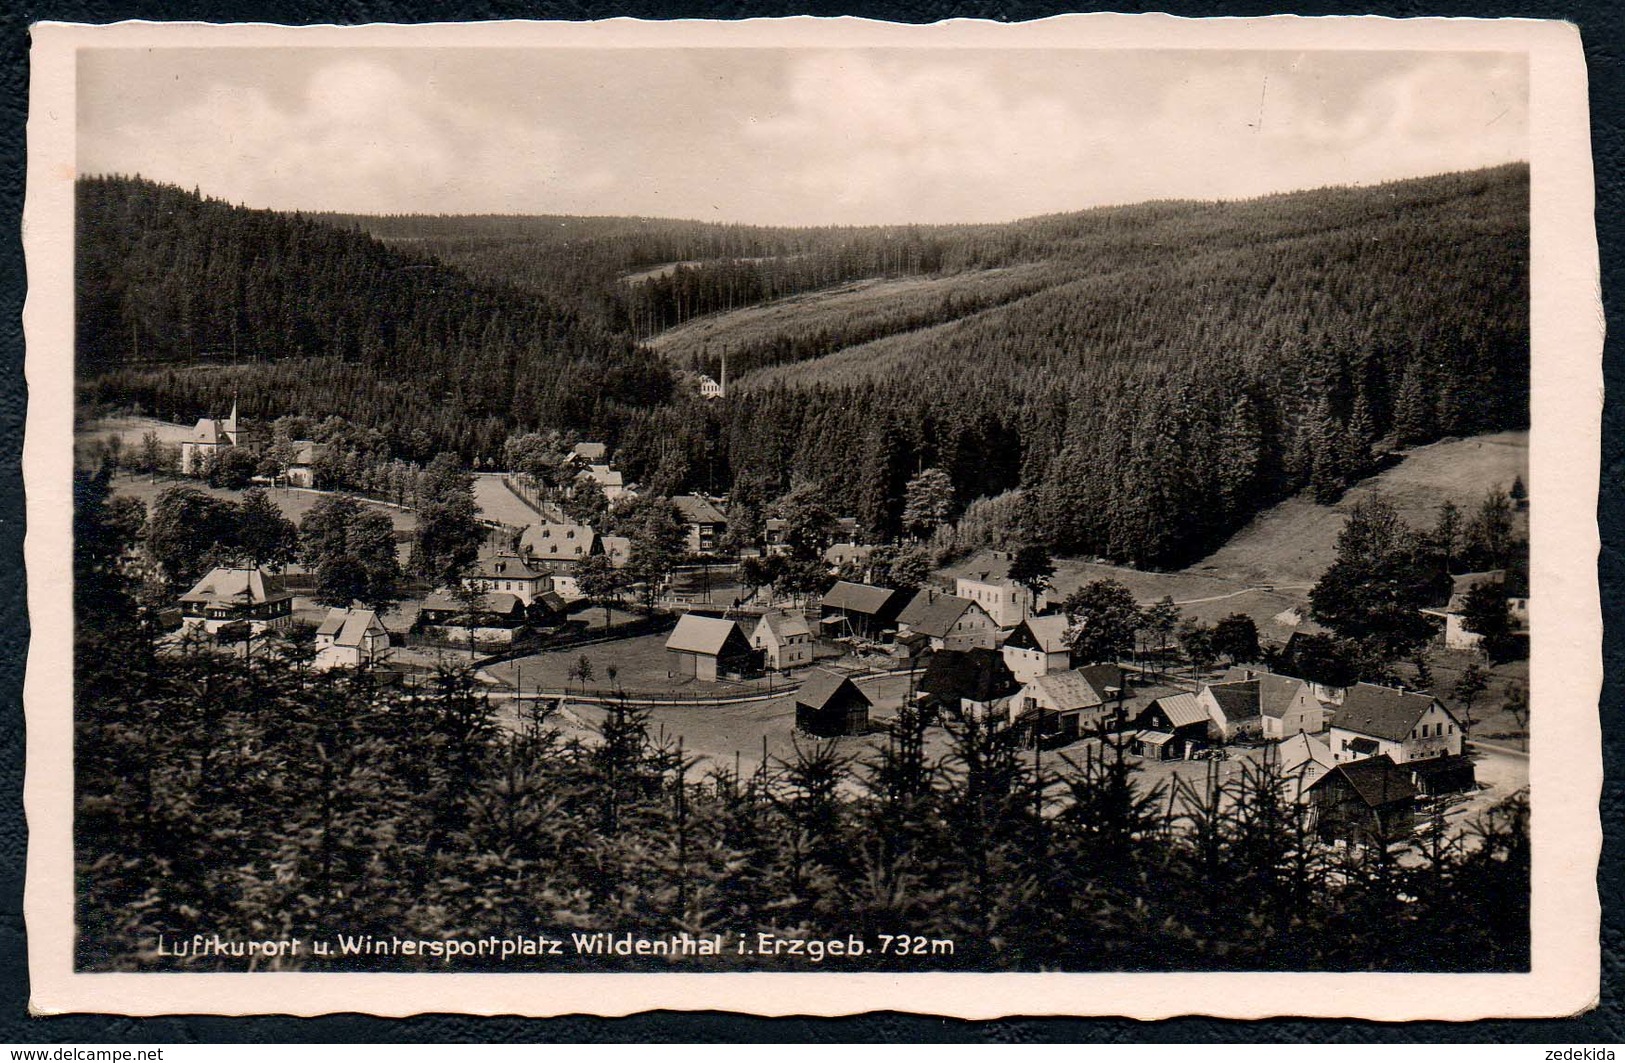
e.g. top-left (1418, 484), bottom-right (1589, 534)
top-left (317, 607), bottom-right (384, 647)
top-left (584, 464), bottom-right (624, 488)
top-left (795, 668), bottom-right (871, 712)
top-left (665, 613), bottom-right (746, 656)
top-left (421, 590), bottom-right (522, 615)
top-left (897, 591), bottom-right (982, 638)
top-left (1278, 731), bottom-right (1335, 773)
top-left (470, 553), bottom-right (547, 581)
top-left (1007, 614), bottom-right (1072, 654)
top-left (290, 440), bottom-right (326, 465)
top-left (1204, 680), bottom-right (1262, 721)
top-left (955, 550), bottom-right (1016, 585)
top-left (600, 535), bottom-right (632, 566)
top-left (757, 610), bottom-right (812, 641)
top-left (1311, 755), bottom-right (1417, 807)
top-left (1076, 663), bottom-right (1124, 696)
top-left (1333, 683), bottom-right (1450, 743)
top-left (1220, 668), bottom-right (1312, 719)
top-left (572, 442), bottom-right (607, 461)
top-left (1028, 669), bottom-right (1108, 712)
top-left (920, 648), bottom-right (1020, 703)
top-left (824, 542), bottom-right (873, 566)
top-left (178, 567), bottom-right (289, 606)
top-left (1133, 730), bottom-right (1175, 745)
top-left (520, 522), bottom-right (597, 558)
top-left (536, 591), bottom-right (568, 612)
top-left (671, 495), bottom-right (727, 525)
top-left (1153, 692), bottom-right (1209, 729)
top-left (820, 580), bottom-right (901, 617)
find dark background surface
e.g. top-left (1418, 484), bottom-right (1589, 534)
top-left (0, 0), bottom-right (1617, 1043)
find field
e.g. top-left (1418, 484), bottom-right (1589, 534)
top-left (646, 265), bottom-right (1051, 376)
top-left (109, 474), bottom-right (419, 535)
top-left (1193, 431), bottom-right (1529, 586)
top-left (471, 472), bottom-right (547, 527)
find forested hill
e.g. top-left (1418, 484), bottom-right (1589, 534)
top-left (78, 167), bottom-right (1529, 568)
top-left (76, 176), bottom-right (675, 459)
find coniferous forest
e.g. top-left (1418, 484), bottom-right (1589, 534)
top-left (75, 470), bottom-right (1530, 973)
top-left (78, 165), bottom-right (1527, 568)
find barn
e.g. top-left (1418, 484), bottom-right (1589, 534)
top-left (665, 614), bottom-right (760, 682)
top-left (794, 668), bottom-right (872, 738)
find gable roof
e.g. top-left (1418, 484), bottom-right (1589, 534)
top-left (920, 647), bottom-right (1020, 703)
top-left (824, 542), bottom-right (874, 566)
top-left (671, 494), bottom-right (727, 525)
top-left (757, 610), bottom-right (812, 641)
top-left (1006, 614), bottom-right (1072, 654)
top-left (1311, 755), bottom-right (1417, 807)
top-left (1446, 569), bottom-right (1507, 612)
top-left (178, 567), bottom-right (289, 606)
top-left (1028, 669), bottom-right (1108, 712)
top-left (317, 607), bottom-right (385, 648)
top-left (820, 580), bottom-right (901, 617)
top-left (583, 464), bottom-right (624, 488)
top-left (1204, 680), bottom-right (1262, 721)
top-left (470, 553), bottom-right (548, 581)
top-left (795, 668), bottom-right (871, 712)
top-left (572, 442), bottom-right (607, 461)
top-left (519, 522), bottom-right (597, 558)
top-left (955, 550), bottom-right (1016, 585)
top-left (665, 614), bottom-right (747, 656)
top-left (1278, 731), bottom-right (1335, 773)
top-left (421, 589), bottom-right (523, 616)
top-left (1152, 692), bottom-right (1209, 729)
top-left (600, 535), bottom-right (632, 567)
top-left (1332, 683), bottom-right (1452, 742)
top-left (897, 591), bottom-right (983, 638)
top-left (1076, 663), bottom-right (1125, 697)
top-left (1220, 669), bottom-right (1314, 719)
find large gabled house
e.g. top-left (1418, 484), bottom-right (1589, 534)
top-left (794, 668), bottom-right (872, 737)
top-left (1421, 569), bottom-right (1528, 651)
top-left (1218, 667), bottom-right (1326, 738)
top-left (313, 606), bottom-right (390, 671)
top-left (179, 403), bottom-right (242, 475)
top-left (1128, 692), bottom-right (1212, 760)
top-left (463, 551), bottom-right (552, 608)
top-left (896, 590), bottom-right (996, 653)
top-left (178, 566), bottom-right (293, 636)
top-left (752, 609), bottom-right (814, 671)
top-left (952, 550), bottom-right (1047, 628)
top-left (419, 589), bottom-right (529, 644)
top-left (1197, 679), bottom-right (1265, 741)
top-left (919, 647), bottom-right (1021, 722)
top-left (1012, 667), bottom-right (1112, 743)
top-left (665, 614), bottom-right (760, 682)
top-left (1278, 731), bottom-right (1337, 800)
top-left (818, 581), bottom-right (906, 641)
top-left (1000, 614), bottom-right (1075, 682)
top-left (1329, 682), bottom-right (1466, 765)
top-left (519, 521), bottom-right (598, 565)
top-left (671, 495), bottom-right (728, 555)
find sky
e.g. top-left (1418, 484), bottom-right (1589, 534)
top-left (77, 47), bottom-right (1528, 226)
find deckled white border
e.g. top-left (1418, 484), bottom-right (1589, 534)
top-left (23, 14), bottom-right (1602, 1019)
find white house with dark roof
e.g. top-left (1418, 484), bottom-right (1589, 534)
top-left (1218, 667), bottom-right (1326, 738)
top-left (313, 606), bottom-right (390, 671)
top-left (1000, 614), bottom-right (1075, 682)
top-left (671, 495), bottom-right (728, 555)
top-left (896, 589), bottom-right (996, 653)
top-left (178, 566), bottom-right (293, 636)
top-left (953, 550), bottom-right (1046, 628)
top-left (1196, 680), bottom-right (1265, 741)
top-left (1328, 683), bottom-right (1465, 765)
top-left (752, 609), bottom-right (814, 671)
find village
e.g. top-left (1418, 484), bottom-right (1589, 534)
top-left (81, 403), bottom-right (1532, 862)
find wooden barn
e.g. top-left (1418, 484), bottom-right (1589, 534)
top-left (665, 614), bottom-right (759, 682)
top-left (794, 668), bottom-right (872, 738)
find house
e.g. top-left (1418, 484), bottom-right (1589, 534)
top-left (600, 535), bottom-right (633, 569)
top-left (463, 552), bottom-right (551, 607)
top-left (896, 590), bottom-right (997, 652)
top-left (1277, 731), bottom-right (1337, 801)
top-left (1421, 570), bottom-right (1524, 651)
top-left (671, 495), bottom-right (728, 555)
top-left (1000, 614), bottom-right (1075, 682)
top-left (763, 518), bottom-right (790, 556)
top-left (519, 522), bottom-right (598, 566)
top-left (818, 581), bottom-right (906, 641)
top-left (665, 614), bottom-right (760, 682)
top-left (419, 589), bottom-right (529, 644)
top-left (919, 647), bottom-right (1021, 722)
top-left (571, 442), bottom-right (608, 463)
top-left (753, 609), bottom-right (814, 671)
top-left (698, 374), bottom-right (725, 399)
top-left (1328, 682), bottom-right (1466, 766)
top-left (313, 606), bottom-right (390, 671)
top-left (794, 668), bottom-right (872, 737)
top-left (1127, 693), bottom-right (1211, 760)
top-left (1307, 756), bottom-right (1417, 846)
top-left (1196, 680), bottom-right (1265, 741)
top-left (823, 541), bottom-right (874, 576)
top-left (284, 440), bottom-right (327, 488)
top-left (1218, 667), bottom-right (1326, 738)
top-left (953, 550), bottom-right (1047, 628)
top-left (179, 403), bottom-right (241, 475)
top-left (178, 567), bottom-right (293, 636)
top-left (1012, 667), bottom-right (1112, 743)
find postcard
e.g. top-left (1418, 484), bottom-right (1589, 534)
top-left (23, 14), bottom-right (1601, 1019)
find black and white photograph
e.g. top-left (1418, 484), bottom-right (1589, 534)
top-left (23, 16), bottom-right (1601, 1019)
